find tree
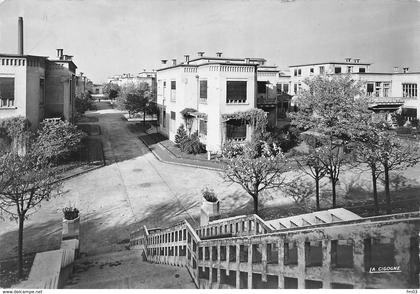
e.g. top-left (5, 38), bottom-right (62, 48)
top-left (295, 135), bottom-right (327, 210)
top-left (75, 91), bottom-right (94, 115)
top-left (289, 75), bottom-right (371, 207)
top-left (222, 141), bottom-right (289, 215)
top-left (0, 152), bottom-right (61, 278)
top-left (32, 120), bottom-right (85, 164)
top-left (103, 82), bottom-right (121, 100)
top-left (376, 132), bottom-right (420, 214)
top-left (117, 83), bottom-right (156, 123)
top-left (175, 124), bottom-right (188, 146)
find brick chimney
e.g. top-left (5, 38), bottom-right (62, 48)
top-left (184, 54), bottom-right (190, 64)
top-left (56, 49), bottom-right (64, 59)
top-left (216, 52), bottom-right (222, 58)
top-left (172, 59), bottom-right (177, 66)
top-left (197, 51), bottom-right (205, 57)
top-left (161, 59), bottom-right (168, 65)
top-left (18, 17), bottom-right (24, 55)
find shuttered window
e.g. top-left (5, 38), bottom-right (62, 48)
top-left (200, 80), bottom-right (207, 99)
top-left (226, 81), bottom-right (247, 103)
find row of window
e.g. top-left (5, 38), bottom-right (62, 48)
top-left (198, 268), bottom-right (353, 289)
top-left (197, 219), bottom-right (267, 238)
top-left (293, 66), bottom-right (366, 76)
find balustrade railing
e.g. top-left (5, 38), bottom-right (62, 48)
top-left (130, 212), bottom-right (420, 289)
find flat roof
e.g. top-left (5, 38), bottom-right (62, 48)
top-left (289, 61), bottom-right (371, 67)
top-left (0, 53), bottom-right (48, 59)
top-left (157, 61), bottom-right (258, 72)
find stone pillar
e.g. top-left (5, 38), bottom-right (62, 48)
top-left (209, 246), bottom-right (213, 287)
top-left (353, 236), bottom-right (366, 289)
top-left (322, 240), bottom-right (331, 288)
top-left (297, 241), bottom-right (305, 289)
top-left (278, 239), bottom-right (284, 289)
top-left (262, 242), bottom-right (267, 282)
top-left (248, 242), bottom-right (253, 289)
top-left (236, 244), bottom-right (241, 289)
top-left (217, 243), bottom-right (221, 286)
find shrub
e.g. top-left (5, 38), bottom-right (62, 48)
top-left (175, 124), bottom-right (188, 146)
top-left (202, 187), bottom-right (218, 202)
top-left (265, 124), bottom-right (301, 153)
top-left (221, 140), bottom-right (244, 158)
top-left (182, 132), bottom-right (206, 154)
top-left (75, 92), bottom-right (94, 115)
top-left (392, 113), bottom-right (406, 127)
top-left (62, 206), bottom-right (79, 220)
top-left (33, 120), bottom-right (85, 163)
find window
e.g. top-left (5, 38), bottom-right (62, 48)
top-left (319, 66), bottom-right (325, 74)
top-left (294, 69), bottom-right (297, 76)
top-left (276, 83), bottom-right (282, 94)
top-left (403, 83), bottom-right (417, 98)
top-left (226, 81), bottom-right (247, 103)
top-left (200, 80), bottom-right (207, 100)
top-left (334, 67), bottom-right (342, 74)
top-left (383, 83), bottom-right (390, 97)
top-left (310, 67), bottom-right (314, 74)
top-left (331, 240), bottom-right (354, 268)
top-left (305, 241), bottom-right (323, 267)
top-left (364, 238), bottom-right (395, 271)
top-left (257, 81), bottom-right (267, 94)
top-left (40, 79), bottom-right (45, 105)
top-left (283, 83), bottom-right (289, 94)
top-left (367, 83), bottom-right (374, 96)
top-left (170, 80), bottom-right (176, 101)
top-left (170, 111), bottom-right (175, 120)
top-left (284, 242), bottom-right (298, 265)
top-left (297, 69), bottom-right (302, 76)
top-left (359, 67), bottom-right (366, 73)
top-left (226, 119), bottom-right (246, 141)
top-left (199, 120), bottom-right (207, 135)
top-left (294, 84), bottom-right (297, 95)
top-left (0, 77), bottom-right (15, 108)
top-left (347, 66), bottom-right (353, 73)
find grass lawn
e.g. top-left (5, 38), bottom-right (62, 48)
top-left (0, 253), bottom-right (36, 288)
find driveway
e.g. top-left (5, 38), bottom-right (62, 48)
top-left (0, 102), bottom-right (253, 259)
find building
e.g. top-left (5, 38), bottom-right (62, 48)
top-left (288, 58), bottom-right (420, 121)
top-left (130, 208), bottom-right (420, 289)
top-left (0, 18), bottom-right (81, 128)
top-left (107, 70), bottom-right (157, 101)
top-left (156, 52), bottom-right (288, 152)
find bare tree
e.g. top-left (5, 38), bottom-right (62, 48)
top-left (0, 152), bottom-right (61, 278)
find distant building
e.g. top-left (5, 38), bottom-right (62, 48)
top-left (107, 70), bottom-right (157, 101)
top-left (288, 58), bottom-right (420, 121)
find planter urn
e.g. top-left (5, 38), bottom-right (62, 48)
top-left (200, 198), bottom-right (220, 226)
top-left (62, 216), bottom-right (80, 240)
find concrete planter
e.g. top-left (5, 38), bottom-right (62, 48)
top-left (202, 199), bottom-right (220, 216)
top-left (62, 216), bottom-right (80, 240)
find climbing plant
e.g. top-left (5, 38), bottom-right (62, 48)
top-left (0, 116), bottom-right (31, 139)
top-left (221, 108), bottom-right (268, 140)
top-left (180, 108), bottom-right (197, 135)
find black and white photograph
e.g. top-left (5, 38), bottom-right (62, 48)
top-left (0, 0), bottom-right (419, 291)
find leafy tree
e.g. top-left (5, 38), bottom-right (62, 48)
top-left (295, 135), bottom-right (327, 210)
top-left (117, 83), bottom-right (156, 123)
top-left (180, 108), bottom-right (197, 135)
top-left (33, 120), bottom-right (85, 164)
top-left (75, 91), bottom-right (94, 115)
top-left (0, 152), bottom-right (61, 278)
top-left (375, 132), bottom-right (420, 214)
top-left (103, 82), bottom-right (121, 100)
top-left (289, 75), bottom-right (371, 207)
top-left (222, 141), bottom-right (289, 215)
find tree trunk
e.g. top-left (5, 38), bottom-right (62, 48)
top-left (331, 179), bottom-right (337, 208)
top-left (315, 178), bottom-right (320, 211)
top-left (17, 215), bottom-right (24, 278)
top-left (253, 194), bottom-right (259, 216)
top-left (371, 168), bottom-right (379, 215)
top-left (143, 109), bottom-right (146, 126)
top-left (384, 163), bottom-right (391, 214)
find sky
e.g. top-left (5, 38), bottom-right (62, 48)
top-left (0, 0), bottom-right (419, 83)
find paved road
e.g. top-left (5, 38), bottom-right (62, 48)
top-left (0, 102), bottom-right (252, 259)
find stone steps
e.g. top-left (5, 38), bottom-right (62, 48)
top-left (64, 249), bottom-right (196, 289)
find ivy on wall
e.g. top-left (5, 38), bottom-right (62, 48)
top-left (0, 116), bottom-right (31, 139)
top-left (221, 108), bottom-right (268, 139)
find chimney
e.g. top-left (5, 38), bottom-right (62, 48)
top-left (184, 54), bottom-right (190, 64)
top-left (172, 59), bottom-right (177, 66)
top-left (64, 54), bottom-right (73, 61)
top-left (345, 57), bottom-right (352, 63)
top-left (80, 72), bottom-right (84, 77)
top-left (18, 17), bottom-right (24, 55)
top-left (245, 58), bottom-right (250, 64)
top-left (161, 59), bottom-right (168, 65)
top-left (197, 51), bottom-right (205, 57)
top-left (216, 52), bottom-right (222, 58)
top-left (354, 58), bottom-right (360, 63)
top-left (143, 68), bottom-right (146, 72)
top-left (56, 49), bottom-right (64, 59)
top-left (393, 66), bottom-right (399, 73)
top-left (403, 67), bottom-right (409, 73)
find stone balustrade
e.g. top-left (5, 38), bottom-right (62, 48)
top-left (130, 212), bottom-right (420, 289)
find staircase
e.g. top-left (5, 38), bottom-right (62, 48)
top-left (130, 211), bottom-right (420, 289)
top-left (64, 249), bottom-right (195, 289)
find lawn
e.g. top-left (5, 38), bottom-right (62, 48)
top-left (0, 253), bottom-right (35, 288)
